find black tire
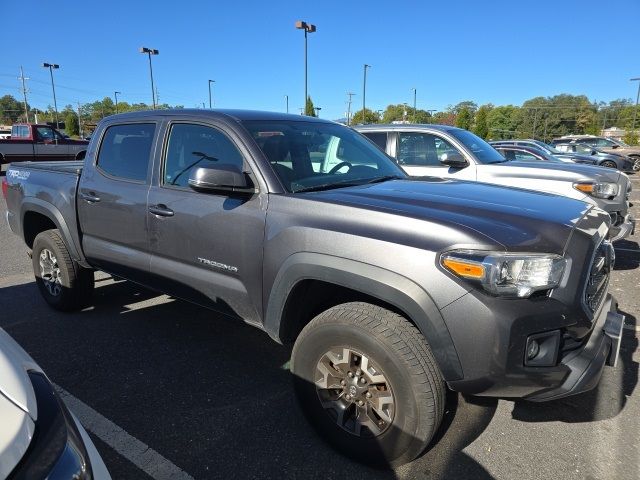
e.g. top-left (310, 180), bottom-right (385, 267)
top-left (291, 302), bottom-right (445, 467)
top-left (631, 157), bottom-right (640, 172)
top-left (600, 160), bottom-right (617, 169)
top-left (32, 229), bottom-right (94, 311)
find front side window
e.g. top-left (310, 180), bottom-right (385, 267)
top-left (96, 123), bottom-right (155, 181)
top-left (448, 129), bottom-right (506, 164)
top-left (397, 132), bottom-right (448, 166)
top-left (595, 138), bottom-right (615, 148)
top-left (36, 127), bottom-right (55, 142)
top-left (242, 120), bottom-right (404, 192)
top-left (513, 150), bottom-right (540, 162)
top-left (163, 123), bottom-right (244, 188)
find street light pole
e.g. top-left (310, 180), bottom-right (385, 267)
top-left (114, 91), bottom-right (121, 114)
top-left (362, 64), bottom-right (371, 124)
top-left (412, 88), bottom-right (417, 122)
top-left (208, 80), bottom-right (215, 108)
top-left (631, 77), bottom-right (640, 132)
top-left (284, 95), bottom-right (289, 113)
top-left (295, 20), bottom-right (316, 115)
top-left (42, 63), bottom-right (60, 128)
top-left (139, 47), bottom-right (159, 109)
top-left (314, 107), bottom-right (322, 117)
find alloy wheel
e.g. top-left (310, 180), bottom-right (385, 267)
top-left (315, 347), bottom-right (395, 437)
top-left (39, 248), bottom-right (62, 296)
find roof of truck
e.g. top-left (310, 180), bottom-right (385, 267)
top-left (104, 108), bottom-right (330, 123)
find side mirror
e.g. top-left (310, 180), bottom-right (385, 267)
top-left (439, 151), bottom-right (468, 168)
top-left (188, 165), bottom-right (256, 194)
top-left (591, 149), bottom-right (597, 155)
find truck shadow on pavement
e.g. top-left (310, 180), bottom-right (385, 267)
top-left (0, 278), bottom-right (499, 480)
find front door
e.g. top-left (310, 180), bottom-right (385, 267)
top-left (393, 131), bottom-right (477, 180)
top-left (34, 126), bottom-right (70, 161)
top-left (147, 121), bottom-right (267, 324)
top-left (77, 122), bottom-right (157, 281)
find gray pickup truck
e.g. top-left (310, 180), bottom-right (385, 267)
top-left (355, 124), bottom-right (635, 242)
top-left (3, 110), bottom-right (625, 466)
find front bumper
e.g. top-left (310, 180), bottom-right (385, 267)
top-left (526, 295), bottom-right (624, 401)
top-left (610, 214), bottom-right (635, 242)
top-left (444, 291), bottom-right (623, 401)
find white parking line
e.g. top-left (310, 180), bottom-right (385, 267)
top-left (55, 385), bottom-right (195, 480)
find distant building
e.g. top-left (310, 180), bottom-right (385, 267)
top-left (601, 127), bottom-right (625, 141)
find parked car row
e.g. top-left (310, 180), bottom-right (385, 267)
top-left (550, 135), bottom-right (640, 172)
top-left (0, 110), bottom-right (633, 469)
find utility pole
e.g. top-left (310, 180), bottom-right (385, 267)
top-left (77, 101), bottom-right (84, 138)
top-left (346, 92), bottom-right (355, 125)
top-left (631, 78), bottom-right (640, 132)
top-left (362, 64), bottom-right (371, 124)
top-left (543, 116), bottom-right (549, 143)
top-left (531, 108), bottom-right (539, 139)
top-left (19, 66), bottom-right (30, 123)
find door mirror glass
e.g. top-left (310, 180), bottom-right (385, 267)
top-left (439, 151), bottom-right (468, 168)
top-left (188, 165), bottom-right (255, 194)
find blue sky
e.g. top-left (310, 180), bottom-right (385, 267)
top-left (1, 0), bottom-right (639, 120)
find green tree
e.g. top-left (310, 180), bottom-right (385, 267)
top-left (351, 108), bottom-right (379, 124)
top-left (0, 95), bottom-right (28, 124)
top-left (305, 96), bottom-right (316, 117)
top-left (455, 107), bottom-right (473, 130)
top-left (473, 104), bottom-right (492, 139)
top-left (451, 101), bottom-right (478, 115)
top-left (623, 130), bottom-right (639, 145)
top-left (432, 111), bottom-right (456, 126)
top-left (64, 111), bottom-right (79, 136)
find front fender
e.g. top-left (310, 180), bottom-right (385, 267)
top-left (264, 252), bottom-right (463, 381)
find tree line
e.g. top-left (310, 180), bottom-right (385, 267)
top-left (1, 93), bottom-right (639, 144)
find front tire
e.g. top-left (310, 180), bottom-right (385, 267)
top-left (291, 302), bottom-right (445, 466)
top-left (600, 160), bottom-right (617, 169)
top-left (631, 156), bottom-right (640, 172)
top-left (32, 229), bottom-right (94, 311)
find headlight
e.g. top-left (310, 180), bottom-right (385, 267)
top-left (441, 251), bottom-right (566, 298)
top-left (573, 182), bottom-right (618, 198)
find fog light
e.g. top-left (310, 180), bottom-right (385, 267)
top-left (527, 339), bottom-right (540, 360)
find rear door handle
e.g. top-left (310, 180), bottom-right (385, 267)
top-left (148, 204), bottom-right (174, 217)
top-left (80, 192), bottom-right (101, 203)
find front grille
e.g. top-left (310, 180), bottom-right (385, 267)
top-left (583, 240), bottom-right (613, 314)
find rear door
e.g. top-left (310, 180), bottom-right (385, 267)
top-left (146, 120), bottom-right (267, 324)
top-left (77, 122), bottom-right (158, 281)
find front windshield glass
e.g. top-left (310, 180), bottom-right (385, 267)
top-left (242, 120), bottom-right (406, 193)
top-left (448, 129), bottom-right (506, 164)
top-left (611, 138), bottom-right (629, 147)
top-left (532, 140), bottom-right (561, 154)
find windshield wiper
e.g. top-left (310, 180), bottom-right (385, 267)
top-left (293, 175), bottom-right (404, 193)
top-left (360, 175), bottom-right (404, 184)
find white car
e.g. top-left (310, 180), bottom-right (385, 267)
top-left (0, 328), bottom-right (110, 479)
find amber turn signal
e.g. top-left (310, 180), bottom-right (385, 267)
top-left (442, 258), bottom-right (485, 279)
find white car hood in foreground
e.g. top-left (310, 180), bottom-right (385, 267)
top-left (0, 328), bottom-right (41, 478)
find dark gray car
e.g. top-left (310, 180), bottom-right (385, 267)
top-left (3, 110), bottom-right (625, 467)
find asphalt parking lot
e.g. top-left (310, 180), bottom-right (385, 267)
top-left (1, 171), bottom-right (638, 480)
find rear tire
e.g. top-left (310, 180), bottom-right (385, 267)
top-left (631, 156), bottom-right (640, 172)
top-left (32, 229), bottom-right (94, 311)
top-left (291, 302), bottom-right (445, 467)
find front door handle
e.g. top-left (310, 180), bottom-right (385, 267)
top-left (80, 192), bottom-right (101, 203)
top-left (148, 204), bottom-right (174, 217)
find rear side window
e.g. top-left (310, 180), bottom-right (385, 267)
top-left (97, 124), bottom-right (155, 181)
top-left (11, 125), bottom-right (30, 138)
top-left (361, 132), bottom-right (387, 152)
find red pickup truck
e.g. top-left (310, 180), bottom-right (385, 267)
top-left (0, 123), bottom-right (89, 165)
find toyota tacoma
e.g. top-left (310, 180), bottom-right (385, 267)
top-left (3, 110), bottom-right (625, 466)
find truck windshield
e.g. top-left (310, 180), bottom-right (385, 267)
top-left (242, 120), bottom-right (406, 193)
top-left (448, 129), bottom-right (506, 164)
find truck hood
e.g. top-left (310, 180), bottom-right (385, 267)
top-left (493, 160), bottom-right (622, 183)
top-left (307, 178), bottom-right (593, 254)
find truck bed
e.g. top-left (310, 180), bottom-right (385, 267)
top-left (9, 160), bottom-right (84, 175)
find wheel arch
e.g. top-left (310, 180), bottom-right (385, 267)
top-left (21, 199), bottom-right (86, 265)
top-left (264, 252), bottom-right (463, 381)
